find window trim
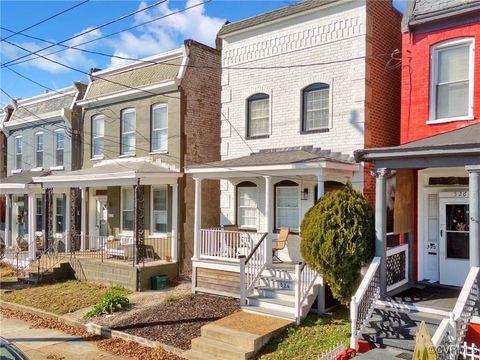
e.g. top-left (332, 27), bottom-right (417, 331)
top-left (428, 37), bottom-right (475, 124)
top-left (35, 132), bottom-right (44, 168)
top-left (120, 187), bottom-right (134, 234)
top-left (236, 181), bottom-right (259, 230)
top-left (53, 194), bottom-right (65, 234)
top-left (91, 114), bottom-right (105, 159)
top-left (120, 108), bottom-right (136, 155)
top-left (274, 180), bottom-right (300, 233)
top-left (150, 103), bottom-right (168, 153)
top-left (14, 135), bottom-right (22, 170)
top-left (246, 93), bottom-right (270, 139)
top-left (35, 195), bottom-right (44, 232)
top-left (150, 185), bottom-right (168, 237)
top-left (301, 82), bottom-right (331, 133)
top-left (55, 129), bottom-right (65, 167)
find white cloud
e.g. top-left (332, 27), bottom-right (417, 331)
top-left (106, 0), bottom-right (225, 67)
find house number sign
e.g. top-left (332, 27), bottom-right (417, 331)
top-left (453, 191), bottom-right (468, 198)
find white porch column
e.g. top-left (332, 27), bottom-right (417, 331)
top-left (5, 195), bottom-right (11, 248)
top-left (27, 193), bottom-right (36, 260)
top-left (171, 183), bottom-right (178, 262)
top-left (80, 187), bottom-right (86, 251)
top-left (65, 190), bottom-right (71, 253)
top-left (316, 172), bottom-right (325, 200)
top-left (264, 176), bottom-right (273, 266)
top-left (467, 166), bottom-right (480, 268)
top-left (193, 178), bottom-right (202, 260)
top-left (371, 168), bottom-right (390, 299)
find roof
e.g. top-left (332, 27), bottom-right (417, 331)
top-left (355, 123), bottom-right (480, 162)
top-left (217, 0), bottom-right (339, 37)
top-left (402, 0), bottom-right (480, 31)
top-left (187, 146), bottom-right (355, 170)
top-left (0, 171), bottom-right (49, 186)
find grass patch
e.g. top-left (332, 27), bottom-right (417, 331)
top-left (162, 294), bottom-right (185, 303)
top-left (2, 280), bottom-right (131, 315)
top-left (260, 307), bottom-right (350, 360)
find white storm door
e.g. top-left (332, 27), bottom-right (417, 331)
top-left (94, 196), bottom-right (108, 237)
top-left (439, 197), bottom-right (470, 287)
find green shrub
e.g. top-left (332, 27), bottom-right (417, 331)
top-left (85, 289), bottom-right (130, 318)
top-left (163, 294), bottom-right (185, 303)
top-left (300, 182), bottom-right (375, 305)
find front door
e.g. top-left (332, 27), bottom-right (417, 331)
top-left (439, 195), bottom-right (470, 287)
top-left (94, 197), bottom-right (108, 237)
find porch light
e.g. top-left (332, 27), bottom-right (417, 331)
top-left (301, 188), bottom-right (309, 200)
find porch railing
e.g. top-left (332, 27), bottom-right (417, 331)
top-left (386, 243), bottom-right (408, 293)
top-left (432, 267), bottom-right (480, 360)
top-left (200, 228), bottom-right (265, 261)
top-left (239, 232), bottom-right (268, 305)
top-left (350, 257), bottom-right (381, 349)
top-left (295, 262), bottom-right (318, 324)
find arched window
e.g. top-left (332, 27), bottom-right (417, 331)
top-left (236, 181), bottom-right (258, 229)
top-left (302, 83), bottom-right (329, 132)
top-left (275, 180), bottom-right (299, 231)
top-left (246, 93), bottom-right (269, 138)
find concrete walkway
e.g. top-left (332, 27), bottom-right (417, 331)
top-left (0, 315), bottom-right (130, 360)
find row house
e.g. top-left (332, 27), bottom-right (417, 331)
top-left (185, 0), bottom-right (402, 321)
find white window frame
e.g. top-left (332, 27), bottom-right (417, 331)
top-left (151, 186), bottom-right (168, 237)
top-left (237, 185), bottom-right (258, 230)
top-left (151, 104), bottom-right (168, 153)
top-left (14, 135), bottom-right (22, 171)
top-left (121, 108), bottom-right (136, 155)
top-left (55, 129), bottom-right (65, 167)
top-left (92, 114), bottom-right (104, 159)
top-left (53, 194), bottom-right (65, 234)
top-left (120, 187), bottom-right (134, 235)
top-left (428, 37), bottom-right (475, 124)
top-left (275, 185), bottom-right (300, 232)
top-left (35, 132), bottom-right (44, 168)
top-left (35, 195), bottom-right (44, 232)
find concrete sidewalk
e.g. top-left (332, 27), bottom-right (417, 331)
top-left (0, 315), bottom-right (130, 360)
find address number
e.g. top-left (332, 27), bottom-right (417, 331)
top-left (454, 191), bottom-right (468, 197)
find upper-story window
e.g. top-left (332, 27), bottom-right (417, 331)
top-left (92, 114), bottom-right (104, 158)
top-left (121, 108), bottom-right (136, 155)
top-left (15, 136), bottom-right (22, 170)
top-left (430, 38), bottom-right (474, 122)
top-left (247, 93), bottom-right (269, 138)
top-left (151, 104), bottom-right (168, 153)
top-left (302, 83), bottom-right (330, 132)
top-left (55, 130), bottom-right (65, 167)
top-left (35, 132), bottom-right (44, 167)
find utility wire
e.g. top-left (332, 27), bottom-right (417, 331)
top-left (0, 0), bottom-right (90, 42)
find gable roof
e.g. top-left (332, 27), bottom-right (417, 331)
top-left (217, 0), bottom-right (340, 37)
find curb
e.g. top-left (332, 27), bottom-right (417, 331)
top-left (0, 300), bottom-right (185, 357)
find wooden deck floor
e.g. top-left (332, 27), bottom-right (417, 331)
top-left (390, 283), bottom-right (460, 311)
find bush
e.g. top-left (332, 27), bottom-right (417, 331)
top-left (300, 182), bottom-right (375, 305)
top-left (85, 289), bottom-right (130, 318)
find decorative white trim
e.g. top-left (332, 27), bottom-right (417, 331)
top-left (49, 165), bottom-right (64, 171)
top-left (11, 169), bottom-right (22, 174)
top-left (118, 154), bottom-right (136, 158)
top-left (90, 156), bottom-right (104, 161)
top-left (16, 88), bottom-right (76, 106)
top-left (426, 115), bottom-right (475, 125)
top-left (31, 167), bottom-right (44, 172)
top-left (176, 44), bottom-right (189, 82)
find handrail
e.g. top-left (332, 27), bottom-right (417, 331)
top-left (294, 262), bottom-right (318, 325)
top-left (245, 233), bottom-right (268, 263)
top-left (240, 232), bottom-right (268, 306)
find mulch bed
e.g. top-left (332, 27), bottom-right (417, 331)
top-left (109, 294), bottom-right (240, 350)
top-left (0, 307), bottom-right (184, 360)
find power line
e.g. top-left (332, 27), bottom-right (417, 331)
top-left (0, 0), bottom-right (90, 42)
top-left (0, 0), bottom-right (167, 68)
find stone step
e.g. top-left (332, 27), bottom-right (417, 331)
top-left (183, 349), bottom-right (227, 360)
top-left (191, 336), bottom-right (253, 360)
top-left (241, 304), bottom-right (295, 321)
top-left (247, 295), bottom-right (296, 313)
top-left (201, 324), bottom-right (262, 352)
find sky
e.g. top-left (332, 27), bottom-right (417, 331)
top-left (0, 0), bottom-right (408, 107)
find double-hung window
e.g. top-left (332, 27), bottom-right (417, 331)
top-left (151, 104), bottom-right (168, 152)
top-left (237, 182), bottom-right (258, 229)
top-left (92, 115), bottom-right (104, 158)
top-left (121, 109), bottom-right (136, 155)
top-left (275, 181), bottom-right (299, 231)
top-left (122, 188), bottom-right (134, 232)
top-left (55, 196), bottom-right (65, 233)
top-left (35, 132), bottom-right (44, 167)
top-left (15, 136), bottom-right (22, 170)
top-left (247, 93), bottom-right (269, 138)
top-left (302, 83), bottom-right (330, 132)
top-left (430, 38), bottom-right (474, 122)
top-left (35, 196), bottom-right (43, 232)
top-left (152, 187), bottom-right (168, 235)
top-left (55, 130), bottom-right (65, 166)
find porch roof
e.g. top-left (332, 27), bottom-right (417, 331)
top-left (0, 171), bottom-right (49, 192)
top-left (33, 160), bottom-right (182, 187)
top-left (185, 146), bottom-right (358, 178)
top-left (354, 123), bottom-right (480, 169)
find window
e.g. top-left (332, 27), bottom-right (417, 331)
top-left (121, 109), bottom-right (136, 155)
top-left (55, 130), bottom-right (65, 166)
top-left (55, 196), bottom-right (65, 233)
top-left (35, 133), bottom-right (44, 168)
top-left (14, 136), bottom-right (22, 170)
top-left (275, 181), bottom-right (299, 231)
top-left (152, 187), bottom-right (168, 234)
top-left (247, 93), bottom-right (269, 138)
top-left (35, 196), bottom-right (43, 232)
top-left (122, 188), bottom-right (134, 232)
top-left (237, 182), bottom-right (258, 228)
top-left (430, 38), bottom-right (474, 121)
top-left (302, 83), bottom-right (330, 131)
top-left (151, 104), bottom-right (168, 152)
top-left (92, 115), bottom-right (104, 158)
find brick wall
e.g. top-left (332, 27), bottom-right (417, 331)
top-left (400, 21), bottom-right (480, 144)
top-left (363, 0), bottom-right (402, 206)
top-left (181, 40), bottom-right (221, 272)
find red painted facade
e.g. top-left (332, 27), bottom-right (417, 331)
top-left (400, 22), bottom-right (480, 144)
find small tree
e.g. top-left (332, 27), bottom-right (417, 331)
top-left (300, 182), bottom-right (374, 305)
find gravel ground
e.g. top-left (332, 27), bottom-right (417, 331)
top-left (102, 294), bottom-right (240, 350)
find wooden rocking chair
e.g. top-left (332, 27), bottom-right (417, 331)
top-left (272, 228), bottom-right (289, 263)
